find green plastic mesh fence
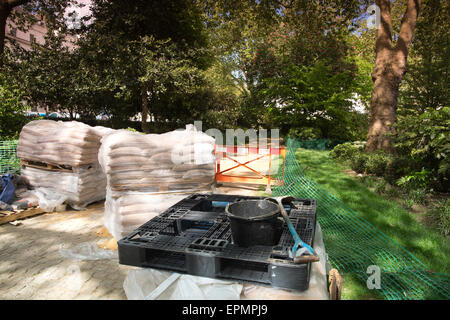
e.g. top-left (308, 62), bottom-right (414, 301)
top-left (273, 139), bottom-right (450, 300)
top-left (0, 140), bottom-right (20, 175)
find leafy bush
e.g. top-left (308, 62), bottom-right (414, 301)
top-left (374, 178), bottom-right (388, 194)
top-left (365, 152), bottom-right (393, 176)
top-left (384, 184), bottom-right (401, 199)
top-left (396, 169), bottom-right (432, 191)
top-left (407, 188), bottom-right (427, 205)
top-left (350, 152), bottom-right (369, 173)
top-left (358, 175), bottom-right (377, 188)
top-left (287, 127), bottom-right (322, 140)
top-left (0, 74), bottom-right (29, 139)
top-left (425, 199), bottom-right (450, 237)
top-left (384, 156), bottom-right (417, 184)
top-left (330, 142), bottom-right (361, 161)
top-left (394, 107), bottom-right (450, 191)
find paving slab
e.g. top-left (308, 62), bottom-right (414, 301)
top-left (0, 185), bottom-right (264, 300)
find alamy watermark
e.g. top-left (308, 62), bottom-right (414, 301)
top-left (367, 265), bottom-right (381, 289)
top-left (366, 4), bottom-right (381, 29)
top-left (170, 120), bottom-right (281, 166)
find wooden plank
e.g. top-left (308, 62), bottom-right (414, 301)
top-left (0, 207), bottom-right (46, 225)
top-left (20, 160), bottom-right (74, 172)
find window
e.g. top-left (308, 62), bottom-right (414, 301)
top-left (10, 28), bottom-right (17, 37)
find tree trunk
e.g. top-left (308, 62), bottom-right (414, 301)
top-left (366, 0), bottom-right (422, 153)
top-left (367, 53), bottom-right (403, 152)
top-left (141, 87), bottom-right (150, 133)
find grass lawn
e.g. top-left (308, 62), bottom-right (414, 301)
top-left (293, 148), bottom-right (450, 299)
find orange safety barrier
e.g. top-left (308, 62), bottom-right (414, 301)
top-left (214, 144), bottom-right (286, 190)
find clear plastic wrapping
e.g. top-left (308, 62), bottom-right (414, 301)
top-left (22, 164), bottom-right (107, 210)
top-left (99, 125), bottom-right (216, 239)
top-left (17, 120), bottom-right (115, 167)
top-left (17, 120), bottom-right (114, 210)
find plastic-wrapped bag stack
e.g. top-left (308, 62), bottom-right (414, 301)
top-left (98, 124), bottom-right (216, 239)
top-left (17, 120), bottom-right (114, 210)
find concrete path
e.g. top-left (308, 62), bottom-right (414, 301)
top-left (0, 185), bottom-right (264, 300)
top-left (0, 203), bottom-right (131, 299)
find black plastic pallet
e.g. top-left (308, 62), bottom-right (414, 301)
top-left (118, 193), bottom-right (317, 291)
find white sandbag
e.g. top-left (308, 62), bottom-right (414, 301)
top-left (17, 120), bottom-right (111, 167)
top-left (99, 124), bottom-right (216, 239)
top-left (103, 191), bottom-right (187, 240)
top-left (21, 164), bottom-right (107, 209)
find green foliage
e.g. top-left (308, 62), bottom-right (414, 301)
top-left (75, 0), bottom-right (215, 127)
top-left (383, 156), bottom-right (416, 184)
top-left (352, 56), bottom-right (374, 111)
top-left (374, 178), bottom-right (388, 195)
top-left (428, 198), bottom-right (450, 237)
top-left (424, 198), bottom-right (450, 237)
top-left (287, 127), bottom-right (322, 140)
top-left (6, 31), bottom-right (97, 119)
top-left (399, 0), bottom-right (449, 114)
top-left (350, 152), bottom-right (369, 174)
top-left (260, 61), bottom-right (359, 139)
top-left (233, 3), bottom-right (369, 141)
top-left (330, 142), bottom-right (361, 161)
top-left (364, 152), bottom-right (393, 176)
top-left (397, 169), bottom-right (432, 191)
top-left (392, 0), bottom-right (450, 192)
top-left (407, 188), bottom-right (427, 205)
top-left (0, 74), bottom-right (28, 139)
top-left (393, 107), bottom-right (450, 191)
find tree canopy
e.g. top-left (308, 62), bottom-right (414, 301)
top-left (0, 0), bottom-right (447, 151)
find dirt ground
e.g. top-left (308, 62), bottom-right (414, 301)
top-left (0, 184), bottom-right (265, 300)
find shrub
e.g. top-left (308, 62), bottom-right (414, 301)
top-left (393, 107), bottom-right (450, 191)
top-left (425, 199), bottom-right (450, 237)
top-left (0, 74), bottom-right (29, 139)
top-left (365, 152), bottom-right (393, 176)
top-left (350, 152), bottom-right (369, 173)
top-left (359, 175), bottom-right (377, 188)
top-left (287, 127), bottom-right (322, 140)
top-left (384, 156), bottom-right (417, 184)
top-left (407, 188), bottom-right (427, 205)
top-left (396, 169), bottom-right (432, 191)
top-left (374, 178), bottom-right (388, 194)
top-left (384, 184), bottom-right (401, 199)
top-left (330, 142), bottom-right (361, 161)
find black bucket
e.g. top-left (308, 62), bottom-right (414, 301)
top-left (225, 199), bottom-right (283, 247)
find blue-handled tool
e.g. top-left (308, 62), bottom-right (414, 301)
top-left (211, 201), bottom-right (231, 208)
top-left (265, 197), bottom-right (318, 263)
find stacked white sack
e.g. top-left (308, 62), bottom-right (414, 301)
top-left (21, 164), bottom-right (107, 209)
top-left (18, 120), bottom-right (115, 209)
top-left (17, 120), bottom-right (114, 166)
top-left (99, 124), bottom-right (216, 239)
